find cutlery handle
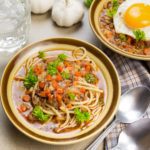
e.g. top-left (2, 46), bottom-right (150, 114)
top-left (86, 118), bottom-right (120, 150)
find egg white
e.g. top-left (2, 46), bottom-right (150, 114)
top-left (113, 0), bottom-right (150, 41)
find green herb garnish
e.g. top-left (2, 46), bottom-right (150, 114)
top-left (120, 35), bottom-right (126, 42)
top-left (132, 29), bottom-right (146, 43)
top-left (47, 53), bottom-right (67, 75)
top-left (112, 0), bottom-right (119, 7)
top-left (47, 62), bottom-right (58, 75)
top-left (58, 54), bottom-right (67, 62)
top-left (24, 66), bottom-right (38, 89)
top-left (85, 73), bottom-right (96, 83)
top-left (69, 92), bottom-right (75, 100)
top-left (62, 72), bottom-right (70, 79)
top-left (74, 108), bottom-right (90, 122)
top-left (107, 0), bottom-right (119, 17)
top-left (39, 51), bottom-right (46, 59)
top-left (85, 0), bottom-right (93, 7)
top-left (33, 106), bottom-right (50, 121)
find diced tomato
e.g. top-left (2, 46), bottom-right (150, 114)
top-left (56, 94), bottom-right (62, 101)
top-left (23, 95), bottom-right (30, 102)
top-left (57, 87), bottom-right (63, 94)
top-left (20, 104), bottom-right (27, 112)
top-left (106, 33), bottom-right (112, 39)
top-left (74, 78), bottom-right (79, 81)
top-left (143, 48), bottom-right (150, 55)
top-left (75, 71), bottom-right (82, 77)
top-left (57, 72), bottom-right (60, 76)
top-left (85, 65), bottom-right (91, 71)
top-left (66, 90), bottom-right (69, 94)
top-left (56, 76), bottom-right (63, 82)
top-left (76, 60), bottom-right (80, 63)
top-left (84, 61), bottom-right (90, 66)
top-left (81, 88), bottom-right (85, 93)
top-left (41, 91), bottom-right (46, 97)
top-left (125, 45), bottom-right (129, 49)
top-left (57, 65), bottom-right (63, 72)
top-left (58, 102), bottom-right (62, 107)
top-left (17, 108), bottom-right (22, 113)
top-left (39, 82), bottom-right (45, 89)
top-left (67, 104), bottom-right (72, 108)
top-left (64, 62), bottom-right (69, 67)
top-left (66, 81), bottom-right (70, 87)
top-left (33, 65), bottom-right (43, 76)
top-left (109, 24), bottom-right (114, 29)
top-left (46, 75), bottom-right (51, 81)
top-left (127, 37), bottom-right (132, 44)
top-left (52, 80), bottom-right (58, 89)
top-left (73, 91), bottom-right (78, 95)
top-left (44, 88), bottom-right (50, 95)
top-left (68, 67), bottom-right (73, 72)
top-left (47, 93), bottom-right (52, 100)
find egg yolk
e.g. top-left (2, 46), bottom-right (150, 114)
top-left (124, 3), bottom-right (150, 29)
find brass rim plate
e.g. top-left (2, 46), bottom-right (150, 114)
top-left (89, 0), bottom-right (150, 61)
top-left (1, 37), bottom-right (120, 145)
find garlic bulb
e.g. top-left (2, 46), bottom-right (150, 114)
top-left (52, 0), bottom-right (84, 27)
top-left (31, 0), bottom-right (55, 14)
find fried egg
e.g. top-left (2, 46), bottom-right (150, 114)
top-left (113, 0), bottom-right (150, 40)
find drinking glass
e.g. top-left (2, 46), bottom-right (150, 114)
top-left (0, 0), bottom-right (31, 52)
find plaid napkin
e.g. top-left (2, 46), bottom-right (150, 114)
top-left (98, 48), bottom-right (150, 150)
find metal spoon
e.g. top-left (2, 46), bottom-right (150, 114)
top-left (111, 118), bottom-right (150, 150)
top-left (86, 86), bottom-right (150, 150)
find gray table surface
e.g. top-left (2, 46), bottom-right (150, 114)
top-left (0, 6), bottom-right (104, 150)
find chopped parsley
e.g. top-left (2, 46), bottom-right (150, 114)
top-left (120, 35), bottom-right (126, 42)
top-left (58, 54), bottom-right (67, 62)
top-left (69, 92), bottom-right (75, 100)
top-left (61, 72), bottom-right (70, 79)
top-left (24, 66), bottom-right (38, 89)
top-left (132, 29), bottom-right (146, 43)
top-left (85, 0), bottom-right (93, 7)
top-left (33, 106), bottom-right (50, 121)
top-left (85, 73), bottom-right (96, 83)
top-left (107, 0), bottom-right (119, 18)
top-left (39, 51), bottom-right (46, 59)
top-left (74, 108), bottom-right (90, 122)
top-left (112, 0), bottom-right (119, 7)
top-left (47, 53), bottom-right (67, 75)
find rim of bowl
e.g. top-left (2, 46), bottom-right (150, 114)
top-left (89, 0), bottom-right (150, 61)
top-left (0, 37), bottom-right (121, 145)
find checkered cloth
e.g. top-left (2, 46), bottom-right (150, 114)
top-left (99, 47), bottom-right (150, 150)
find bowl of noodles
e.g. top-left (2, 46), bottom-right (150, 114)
top-left (1, 38), bottom-right (120, 144)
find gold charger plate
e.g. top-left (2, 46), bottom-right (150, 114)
top-left (89, 0), bottom-right (150, 61)
top-left (1, 37), bottom-right (120, 145)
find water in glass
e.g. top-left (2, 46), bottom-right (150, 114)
top-left (0, 0), bottom-right (30, 52)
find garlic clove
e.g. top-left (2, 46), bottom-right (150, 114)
top-left (52, 0), bottom-right (84, 27)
